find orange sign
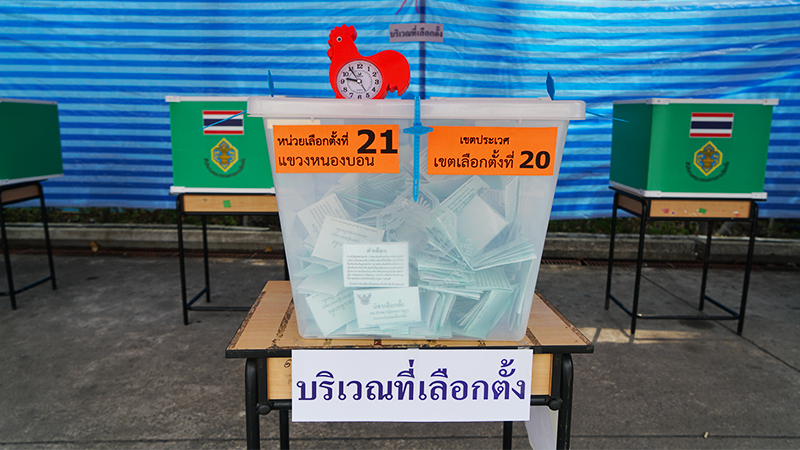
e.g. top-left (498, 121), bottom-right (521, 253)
top-left (427, 126), bottom-right (559, 176)
top-left (272, 125), bottom-right (399, 173)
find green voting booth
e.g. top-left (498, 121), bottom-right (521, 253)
top-left (0, 98), bottom-right (61, 308)
top-left (610, 98), bottom-right (777, 199)
top-left (0, 98), bottom-right (63, 186)
top-left (166, 96), bottom-right (274, 194)
top-left (166, 96), bottom-right (279, 325)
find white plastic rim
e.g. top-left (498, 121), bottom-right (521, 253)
top-left (247, 97), bottom-right (586, 121)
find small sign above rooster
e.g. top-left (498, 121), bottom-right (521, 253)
top-left (328, 25), bottom-right (411, 100)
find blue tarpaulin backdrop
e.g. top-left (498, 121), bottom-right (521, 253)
top-left (1, 0), bottom-right (799, 218)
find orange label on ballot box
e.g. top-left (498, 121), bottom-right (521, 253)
top-left (272, 125), bottom-right (400, 173)
top-left (427, 126), bottom-right (559, 176)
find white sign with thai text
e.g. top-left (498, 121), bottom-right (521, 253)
top-left (389, 23), bottom-right (444, 43)
top-left (291, 348), bottom-right (533, 422)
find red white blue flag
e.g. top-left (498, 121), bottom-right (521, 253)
top-left (202, 110), bottom-right (244, 135)
top-left (690, 112), bottom-right (733, 138)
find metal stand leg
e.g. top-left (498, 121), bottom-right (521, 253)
top-left (202, 216), bottom-right (211, 303)
top-left (630, 201), bottom-right (649, 335)
top-left (605, 192), bottom-right (619, 310)
top-left (177, 196), bottom-right (190, 325)
top-left (0, 205), bottom-right (16, 310)
top-left (698, 221), bottom-right (714, 311)
top-left (245, 358), bottom-right (261, 450)
top-left (502, 421), bottom-right (513, 449)
top-left (737, 202), bottom-right (758, 335)
top-left (38, 185), bottom-right (57, 290)
top-left (280, 410), bottom-right (290, 449)
top-left (555, 354), bottom-right (574, 450)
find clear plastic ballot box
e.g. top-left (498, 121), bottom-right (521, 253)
top-left (248, 97), bottom-right (585, 340)
top-left (610, 98), bottom-right (778, 199)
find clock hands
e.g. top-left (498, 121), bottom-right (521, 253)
top-left (347, 66), bottom-right (367, 91)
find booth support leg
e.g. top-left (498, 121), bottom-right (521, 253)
top-left (0, 205), bottom-right (16, 310)
top-left (202, 216), bottom-right (211, 303)
top-left (38, 185), bottom-right (56, 290)
top-left (699, 221), bottom-right (714, 311)
top-left (738, 202), bottom-right (758, 335)
top-left (177, 196), bottom-right (190, 325)
top-left (630, 201), bottom-right (648, 335)
top-left (605, 192), bottom-right (619, 310)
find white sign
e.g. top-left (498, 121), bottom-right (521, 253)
top-left (389, 23), bottom-right (444, 43)
top-left (343, 242), bottom-right (409, 287)
top-left (291, 348), bottom-right (533, 422)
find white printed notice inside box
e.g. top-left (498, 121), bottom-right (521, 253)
top-left (291, 348), bottom-right (534, 422)
top-left (248, 97), bottom-right (585, 341)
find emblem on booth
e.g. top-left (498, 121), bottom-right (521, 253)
top-left (327, 24), bottom-right (410, 99)
top-left (694, 141), bottom-right (723, 176)
top-left (211, 138), bottom-right (239, 172)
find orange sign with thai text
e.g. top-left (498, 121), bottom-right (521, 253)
top-left (427, 126), bottom-right (559, 176)
top-left (272, 125), bottom-right (400, 173)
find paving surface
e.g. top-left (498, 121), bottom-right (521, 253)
top-left (0, 254), bottom-right (798, 449)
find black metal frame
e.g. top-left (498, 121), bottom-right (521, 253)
top-left (176, 193), bottom-right (286, 325)
top-left (239, 352), bottom-right (576, 450)
top-left (0, 182), bottom-right (57, 309)
top-left (604, 188), bottom-right (759, 335)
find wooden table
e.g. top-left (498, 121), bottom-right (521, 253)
top-left (176, 193), bottom-right (283, 325)
top-left (604, 187), bottom-right (761, 335)
top-left (0, 181), bottom-right (56, 309)
top-left (226, 280), bottom-right (593, 449)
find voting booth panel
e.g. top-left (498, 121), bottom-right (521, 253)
top-left (167, 96), bottom-right (274, 194)
top-left (0, 99), bottom-right (63, 186)
top-left (248, 97), bottom-right (584, 341)
top-left (610, 98), bottom-right (777, 199)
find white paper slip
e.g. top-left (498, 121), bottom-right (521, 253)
top-left (354, 286), bottom-right (422, 328)
top-left (297, 266), bottom-right (344, 296)
top-left (306, 288), bottom-right (357, 336)
top-left (457, 195), bottom-right (508, 254)
top-left (311, 216), bottom-right (385, 263)
top-left (297, 193), bottom-right (350, 238)
top-left (440, 175), bottom-right (490, 215)
top-left (343, 242), bottom-right (409, 288)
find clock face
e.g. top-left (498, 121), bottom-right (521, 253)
top-left (335, 60), bottom-right (383, 99)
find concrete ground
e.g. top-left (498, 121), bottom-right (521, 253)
top-left (0, 253), bottom-right (798, 449)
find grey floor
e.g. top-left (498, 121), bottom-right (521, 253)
top-left (1, 254), bottom-right (798, 449)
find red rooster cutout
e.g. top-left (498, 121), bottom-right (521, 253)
top-left (328, 25), bottom-right (410, 99)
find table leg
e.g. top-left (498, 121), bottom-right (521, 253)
top-left (605, 192), bottom-right (619, 310)
top-left (0, 204), bottom-right (16, 310)
top-left (555, 354), bottom-right (574, 450)
top-left (502, 421), bottom-right (513, 449)
top-left (280, 410), bottom-right (290, 449)
top-left (245, 358), bottom-right (261, 450)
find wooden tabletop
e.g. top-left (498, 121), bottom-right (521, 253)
top-left (226, 281), bottom-right (593, 359)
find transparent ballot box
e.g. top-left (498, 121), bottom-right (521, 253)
top-left (248, 97), bottom-right (585, 340)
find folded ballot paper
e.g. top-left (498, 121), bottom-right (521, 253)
top-left (284, 172), bottom-right (545, 341)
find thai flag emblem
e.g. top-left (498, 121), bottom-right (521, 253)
top-left (690, 112), bottom-right (733, 138)
top-left (202, 110), bottom-right (244, 135)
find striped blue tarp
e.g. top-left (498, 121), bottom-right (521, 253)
top-left (1, 0), bottom-right (798, 218)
